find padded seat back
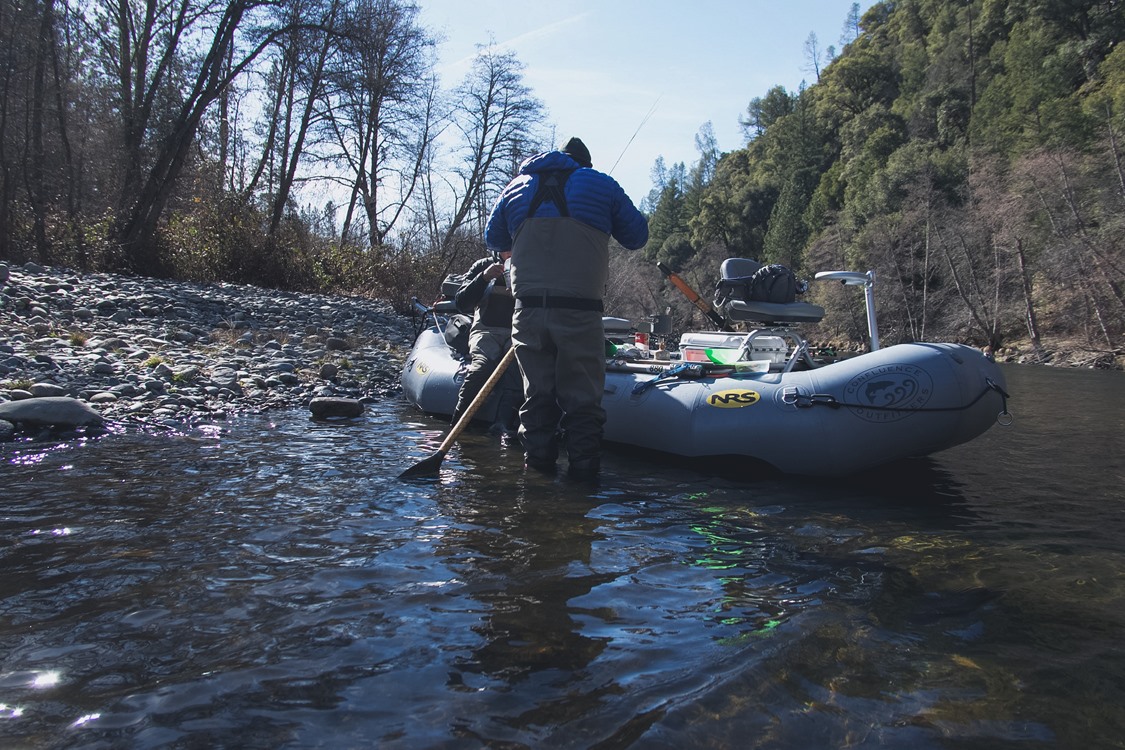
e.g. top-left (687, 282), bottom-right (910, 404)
top-left (715, 258), bottom-right (825, 324)
top-left (720, 257), bottom-right (762, 280)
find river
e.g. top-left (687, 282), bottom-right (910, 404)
top-left (2, 363), bottom-right (1122, 748)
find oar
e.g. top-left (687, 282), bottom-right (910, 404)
top-left (399, 346), bottom-right (517, 479)
top-left (656, 261), bottom-right (733, 332)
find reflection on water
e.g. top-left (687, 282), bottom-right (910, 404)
top-left (1, 365), bottom-right (1123, 748)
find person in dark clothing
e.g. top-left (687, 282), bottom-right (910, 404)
top-left (450, 249), bottom-right (520, 435)
top-left (484, 137), bottom-right (648, 480)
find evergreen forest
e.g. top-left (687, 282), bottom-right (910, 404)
top-left (2, 0), bottom-right (1123, 363)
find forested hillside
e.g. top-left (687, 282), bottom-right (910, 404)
top-left (1, 0), bottom-right (1122, 363)
top-left (638, 0), bottom-right (1124, 363)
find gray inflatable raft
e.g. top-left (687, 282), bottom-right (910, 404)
top-left (400, 324), bottom-right (1009, 477)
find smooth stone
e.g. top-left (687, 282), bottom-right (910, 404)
top-left (30, 382), bottom-right (68, 397)
top-left (0, 396), bottom-right (103, 426)
top-left (309, 397), bottom-right (364, 419)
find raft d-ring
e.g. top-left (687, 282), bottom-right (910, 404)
top-left (985, 378), bottom-right (1013, 426)
top-left (781, 387), bottom-right (800, 406)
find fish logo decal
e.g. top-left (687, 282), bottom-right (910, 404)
top-left (844, 364), bottom-right (933, 422)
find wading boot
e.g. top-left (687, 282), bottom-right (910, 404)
top-left (566, 457), bottom-right (600, 482)
top-left (524, 452), bottom-right (557, 475)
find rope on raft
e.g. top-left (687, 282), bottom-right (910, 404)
top-left (784, 378), bottom-right (1013, 424)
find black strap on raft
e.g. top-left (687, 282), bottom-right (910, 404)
top-left (527, 169), bottom-right (574, 218)
top-left (782, 378), bottom-right (1013, 423)
top-left (631, 362), bottom-right (705, 395)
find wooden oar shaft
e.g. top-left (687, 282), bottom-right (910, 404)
top-left (436, 346), bottom-right (516, 454)
top-left (656, 262), bottom-right (732, 331)
top-left (399, 345), bottom-right (517, 479)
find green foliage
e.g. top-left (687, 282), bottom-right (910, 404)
top-left (689, 150), bottom-right (775, 259)
top-left (762, 167), bottom-right (818, 267)
top-left (1083, 43), bottom-right (1125, 132)
top-left (659, 0), bottom-right (1123, 351)
top-left (643, 172), bottom-right (689, 259)
top-left (740, 86), bottom-right (796, 141)
top-left (4, 0), bottom-right (1120, 354)
top-left (655, 233), bottom-right (694, 269)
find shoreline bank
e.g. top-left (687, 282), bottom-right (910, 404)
top-left (1, 261), bottom-right (418, 439)
top-left (2, 260), bottom-right (1119, 440)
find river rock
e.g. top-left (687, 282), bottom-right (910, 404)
top-left (0, 396), bottom-right (104, 427)
top-left (309, 397), bottom-right (364, 419)
top-left (30, 382), bottom-right (69, 397)
top-left (0, 262), bottom-right (415, 433)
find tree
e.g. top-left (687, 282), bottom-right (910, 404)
top-left (99, 0), bottom-right (286, 272)
top-left (1, 0), bottom-right (101, 264)
top-left (757, 85), bottom-right (830, 268)
top-left (690, 150), bottom-right (776, 259)
top-left (442, 44), bottom-right (544, 253)
top-left (739, 86), bottom-right (795, 143)
top-left (642, 160), bottom-right (688, 259)
top-left (841, 2), bottom-right (862, 46)
top-left (804, 32), bottom-right (825, 82)
top-left (250, 0), bottom-right (342, 236)
top-left (323, 0), bottom-right (434, 249)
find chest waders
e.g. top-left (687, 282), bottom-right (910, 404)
top-left (509, 170), bottom-right (612, 477)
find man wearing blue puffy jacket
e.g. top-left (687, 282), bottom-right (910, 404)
top-left (485, 137), bottom-right (649, 480)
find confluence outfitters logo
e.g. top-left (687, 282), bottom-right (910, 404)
top-left (844, 364), bottom-right (933, 422)
top-left (706, 389), bottom-right (761, 408)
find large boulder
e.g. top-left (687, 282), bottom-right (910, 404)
top-left (0, 396), bottom-right (104, 427)
top-left (309, 397), bottom-right (364, 419)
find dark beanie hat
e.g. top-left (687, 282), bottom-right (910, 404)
top-left (562, 137), bottom-right (592, 168)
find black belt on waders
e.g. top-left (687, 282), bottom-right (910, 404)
top-left (515, 294), bottom-right (604, 312)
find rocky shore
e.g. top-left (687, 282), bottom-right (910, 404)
top-left (0, 261), bottom-right (419, 441)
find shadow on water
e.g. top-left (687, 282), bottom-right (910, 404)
top-left (1, 363), bottom-right (1123, 748)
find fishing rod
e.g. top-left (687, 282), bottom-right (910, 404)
top-left (609, 94), bottom-right (662, 176)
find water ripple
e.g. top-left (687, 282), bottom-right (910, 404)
top-left (2, 371), bottom-right (1124, 748)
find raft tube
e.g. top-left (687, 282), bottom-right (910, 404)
top-left (400, 326), bottom-right (1008, 476)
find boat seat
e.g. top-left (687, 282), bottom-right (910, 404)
top-left (715, 258), bottom-right (825, 325)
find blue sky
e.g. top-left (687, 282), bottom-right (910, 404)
top-left (418, 0), bottom-right (876, 204)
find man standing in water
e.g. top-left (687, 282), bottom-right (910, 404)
top-left (484, 137), bottom-right (649, 480)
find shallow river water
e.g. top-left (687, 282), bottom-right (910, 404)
top-left (2, 364), bottom-right (1123, 749)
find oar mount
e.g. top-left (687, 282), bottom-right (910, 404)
top-left (814, 270), bottom-right (880, 352)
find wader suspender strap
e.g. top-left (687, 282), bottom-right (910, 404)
top-left (527, 170), bottom-right (574, 218)
top-left (515, 167), bottom-right (604, 312)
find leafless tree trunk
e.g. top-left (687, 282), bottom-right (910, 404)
top-left (1025, 153), bottom-right (1119, 346)
top-left (1107, 102), bottom-right (1125, 205)
top-left (101, 0), bottom-right (286, 271)
top-left (932, 221), bottom-right (1004, 350)
top-left (264, 0), bottom-right (340, 235)
top-left (1014, 237), bottom-right (1044, 358)
top-left (443, 44), bottom-right (544, 250)
top-left (322, 0), bottom-right (432, 249)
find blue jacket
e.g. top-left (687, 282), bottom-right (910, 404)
top-left (485, 151), bottom-right (649, 252)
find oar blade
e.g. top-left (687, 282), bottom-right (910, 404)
top-left (398, 346), bottom-right (517, 480)
top-left (398, 449), bottom-right (448, 479)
